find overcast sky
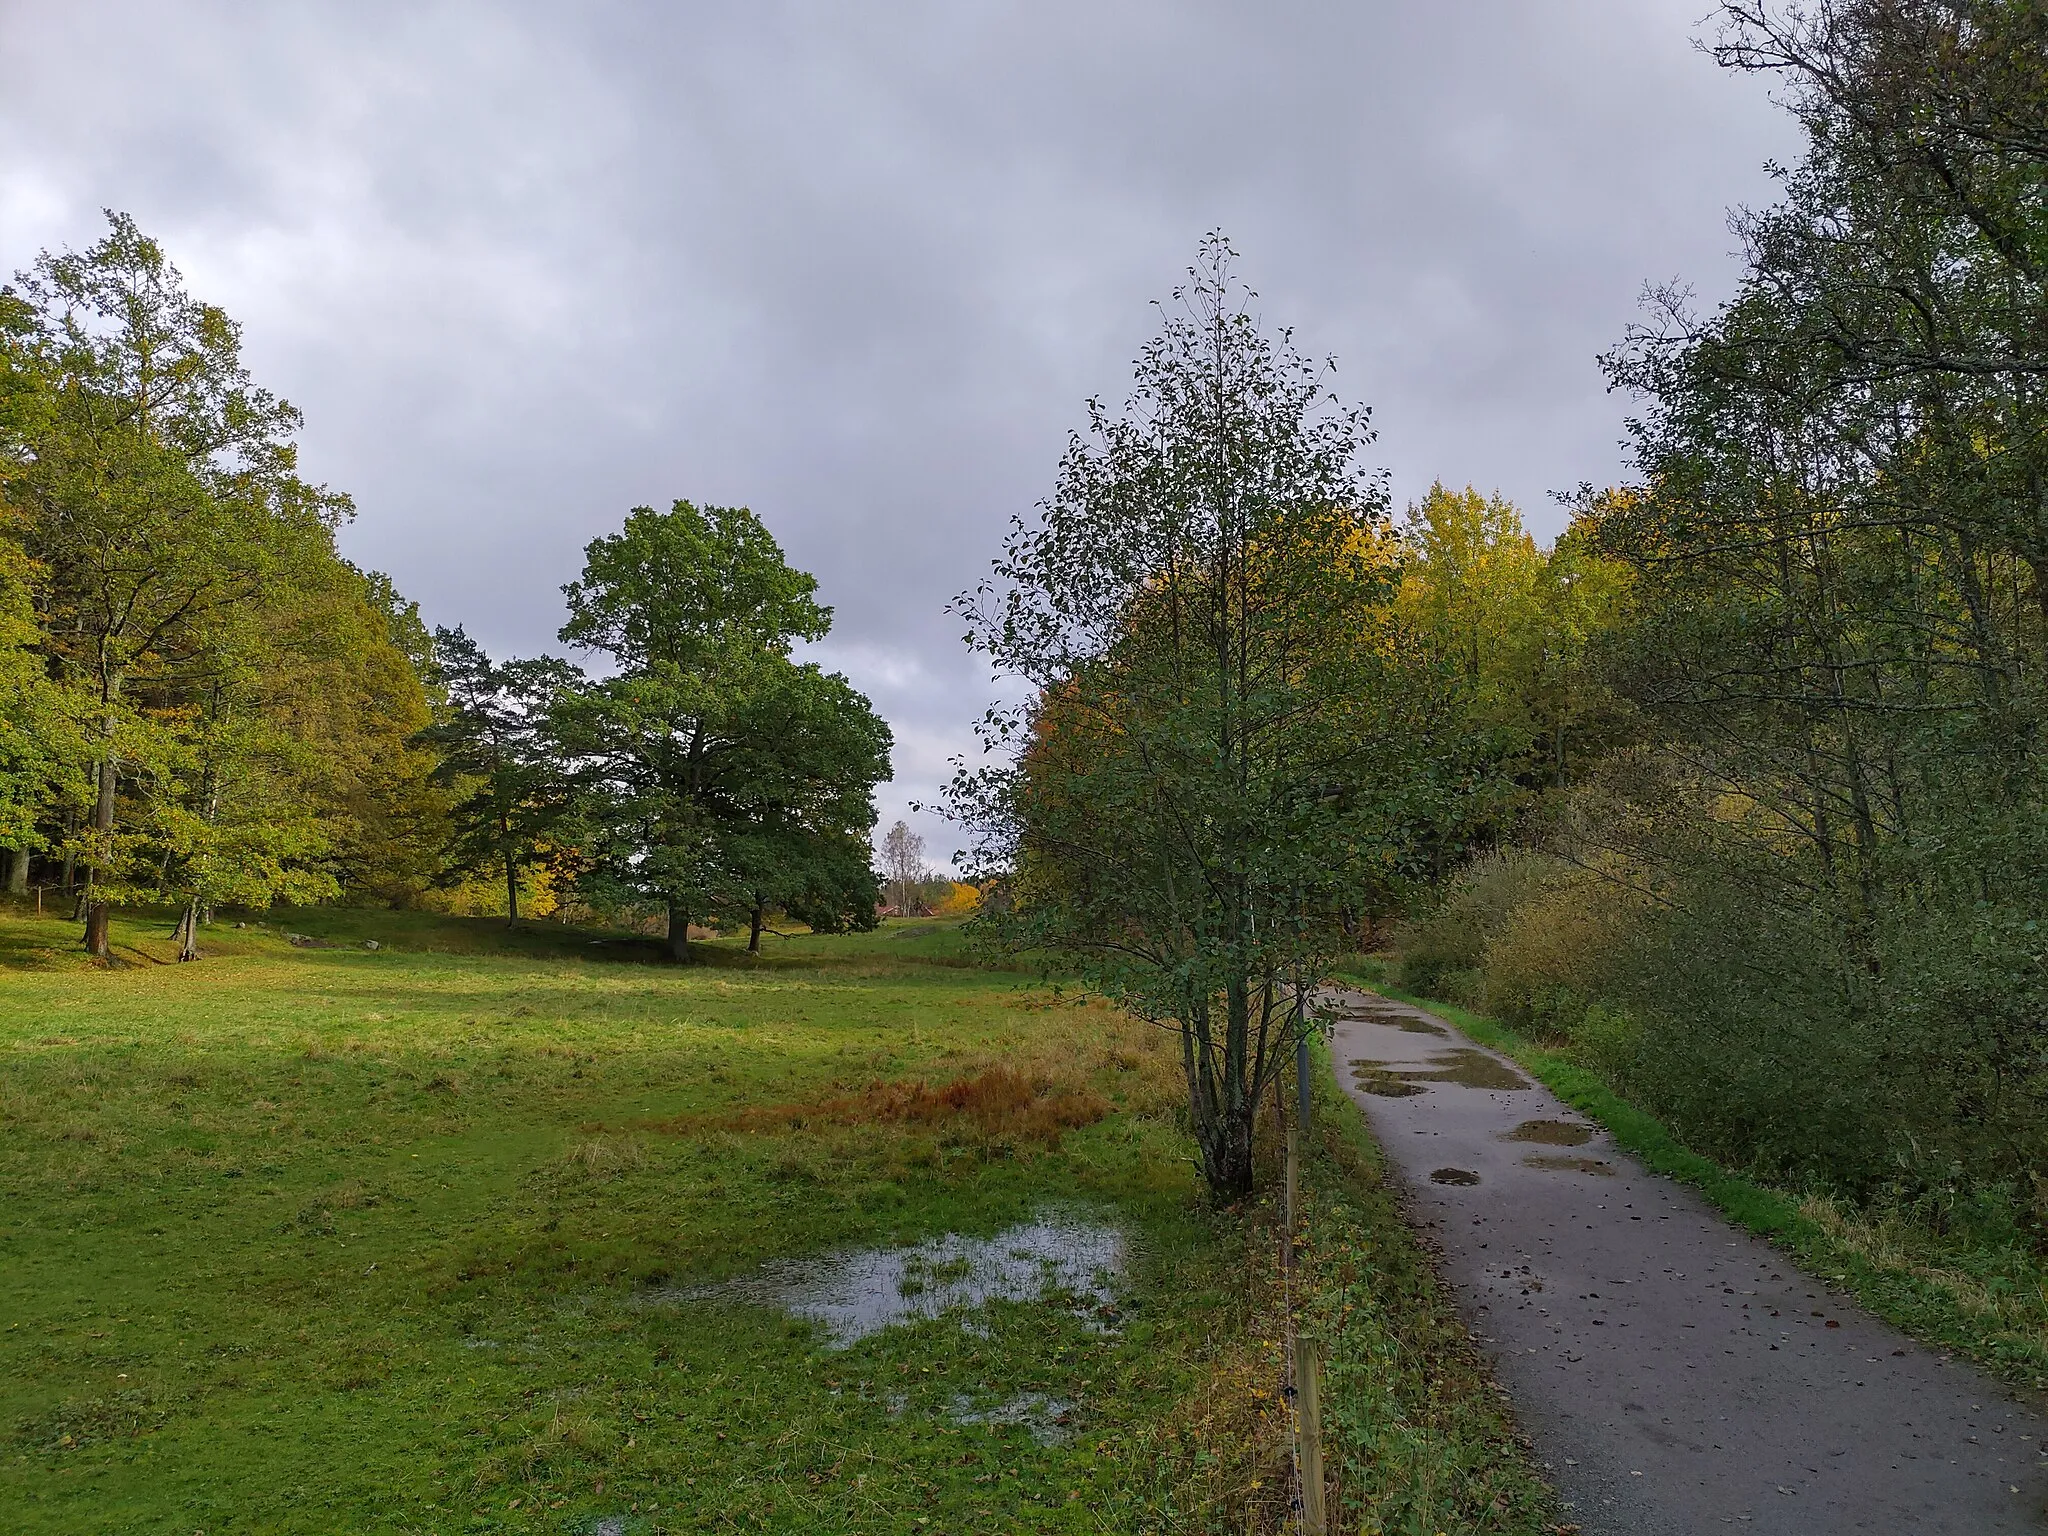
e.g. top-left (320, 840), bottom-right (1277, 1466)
top-left (0, 1), bottom-right (1793, 870)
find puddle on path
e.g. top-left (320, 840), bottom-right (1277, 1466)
top-left (674, 1213), bottom-right (1124, 1347)
top-left (1431, 1167), bottom-right (1482, 1186)
top-left (1349, 1049), bottom-right (1532, 1094)
top-left (1350, 1065), bottom-right (1429, 1097)
top-left (1503, 1119), bottom-right (1594, 1146)
top-left (1333, 1006), bottom-right (1447, 1036)
top-left (1422, 1049), bottom-right (1532, 1090)
top-left (1521, 1154), bottom-right (1615, 1176)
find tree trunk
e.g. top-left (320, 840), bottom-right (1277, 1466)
top-left (84, 900), bottom-right (111, 958)
top-left (83, 745), bottom-right (117, 958)
top-left (1198, 1099), bottom-right (1257, 1202)
top-left (4, 848), bottom-right (25, 896)
top-left (667, 900), bottom-right (691, 963)
top-left (1182, 1002), bottom-right (1259, 1203)
top-left (748, 903), bottom-right (764, 953)
top-left (504, 853), bottom-right (520, 929)
top-left (175, 901), bottom-right (200, 962)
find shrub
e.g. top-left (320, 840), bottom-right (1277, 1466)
top-left (1478, 859), bottom-right (1635, 1036)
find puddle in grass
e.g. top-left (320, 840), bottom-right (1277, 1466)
top-left (947, 1391), bottom-right (1076, 1445)
top-left (1503, 1119), bottom-right (1594, 1146)
top-left (1521, 1153), bottom-right (1615, 1176)
top-left (675, 1212), bottom-right (1124, 1347)
top-left (1431, 1167), bottom-right (1482, 1186)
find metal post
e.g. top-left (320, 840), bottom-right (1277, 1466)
top-left (1284, 1093), bottom-right (1299, 1257)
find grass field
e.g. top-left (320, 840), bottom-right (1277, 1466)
top-left (2, 908), bottom-right (1554, 1535)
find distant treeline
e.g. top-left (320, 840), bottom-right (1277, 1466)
top-left (0, 216), bottom-right (890, 960)
top-left (1398, 3), bottom-right (2048, 1239)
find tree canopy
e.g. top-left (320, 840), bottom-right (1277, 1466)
top-left (954, 238), bottom-right (1484, 1199)
top-left (0, 212), bottom-right (442, 955)
top-left (554, 501), bottom-right (890, 960)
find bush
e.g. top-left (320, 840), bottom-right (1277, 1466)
top-left (1476, 859), bottom-right (1634, 1035)
top-left (1393, 849), bottom-right (1636, 1033)
top-left (1394, 799), bottom-right (2048, 1247)
top-left (1392, 850), bottom-right (1535, 998)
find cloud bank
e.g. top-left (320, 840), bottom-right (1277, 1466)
top-left (0, 0), bottom-right (1794, 867)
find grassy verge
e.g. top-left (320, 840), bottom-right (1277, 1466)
top-left (1336, 972), bottom-right (2048, 1398)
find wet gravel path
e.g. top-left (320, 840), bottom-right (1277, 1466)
top-left (1326, 987), bottom-right (2048, 1534)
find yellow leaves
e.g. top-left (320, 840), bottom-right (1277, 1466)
top-left (1395, 483), bottom-right (1548, 682)
top-left (931, 881), bottom-right (981, 917)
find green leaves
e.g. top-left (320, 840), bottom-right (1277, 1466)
top-left (424, 625), bottom-right (582, 923)
top-left (561, 501), bottom-right (829, 671)
top-left (0, 212), bottom-right (438, 946)
top-left (954, 237), bottom-right (1471, 1198)
top-left (554, 500), bottom-right (889, 956)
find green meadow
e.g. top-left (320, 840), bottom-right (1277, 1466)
top-left (1, 912), bottom-right (1549, 1535)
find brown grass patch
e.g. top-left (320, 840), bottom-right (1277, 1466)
top-left (658, 1065), bottom-right (1111, 1148)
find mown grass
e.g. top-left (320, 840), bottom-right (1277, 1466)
top-left (2, 905), bottom-right (1560, 1533)
top-left (1341, 970), bottom-right (2048, 1399)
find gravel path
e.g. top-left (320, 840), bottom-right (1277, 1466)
top-left (1325, 987), bottom-right (2048, 1534)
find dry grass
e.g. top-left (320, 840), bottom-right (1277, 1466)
top-left (1799, 1194), bottom-right (2048, 1368)
top-left (561, 1133), bottom-right (651, 1178)
top-left (1120, 1230), bottom-right (1302, 1533)
top-left (658, 1064), bottom-right (1114, 1149)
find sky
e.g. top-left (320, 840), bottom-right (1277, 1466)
top-left (0, 1), bottom-right (1795, 871)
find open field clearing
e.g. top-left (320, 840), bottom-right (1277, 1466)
top-left (0, 912), bottom-right (1553, 1535)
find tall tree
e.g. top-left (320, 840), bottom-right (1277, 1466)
top-left (555, 500), bottom-right (890, 960)
top-left (0, 213), bottom-right (352, 954)
top-left (880, 819), bottom-right (926, 913)
top-left (425, 625), bottom-right (580, 926)
top-left (1396, 484), bottom-right (1630, 807)
top-left (0, 512), bottom-right (84, 892)
top-left (953, 238), bottom-right (1475, 1200)
top-left (1544, 1), bottom-right (2048, 1197)
top-left (718, 663), bottom-right (888, 948)
top-left (307, 570), bottom-right (451, 909)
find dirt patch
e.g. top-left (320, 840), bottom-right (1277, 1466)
top-left (1502, 1119), bottom-right (1593, 1146)
top-left (656, 1066), bottom-right (1110, 1147)
top-left (1430, 1167), bottom-right (1482, 1186)
top-left (1519, 1153), bottom-right (1614, 1176)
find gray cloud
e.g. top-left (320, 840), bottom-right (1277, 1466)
top-left (0, 0), bottom-right (1795, 868)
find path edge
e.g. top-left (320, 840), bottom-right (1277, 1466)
top-left (1333, 976), bottom-right (2048, 1401)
